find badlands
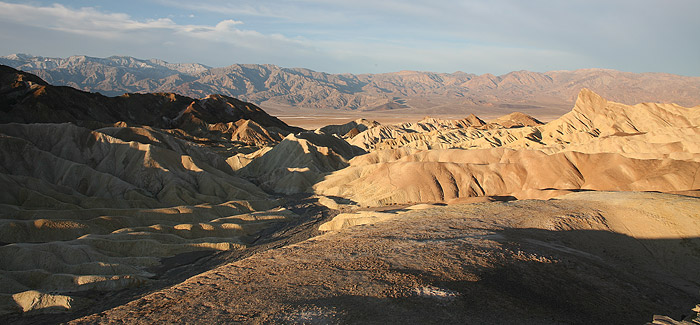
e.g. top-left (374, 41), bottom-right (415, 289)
top-left (0, 64), bottom-right (699, 324)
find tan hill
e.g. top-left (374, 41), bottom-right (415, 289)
top-left (490, 112), bottom-right (543, 128)
top-left (3, 55), bottom-right (700, 118)
top-left (317, 148), bottom-right (699, 205)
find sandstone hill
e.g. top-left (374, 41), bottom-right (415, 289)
top-left (3, 54), bottom-right (700, 116)
top-left (0, 65), bottom-right (698, 323)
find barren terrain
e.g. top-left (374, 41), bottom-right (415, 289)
top-left (0, 64), bottom-right (698, 324)
top-left (70, 192), bottom-right (700, 324)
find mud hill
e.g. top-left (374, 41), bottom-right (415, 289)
top-left (0, 66), bottom-right (311, 317)
top-left (313, 89), bottom-right (700, 205)
top-left (0, 65), bottom-right (698, 324)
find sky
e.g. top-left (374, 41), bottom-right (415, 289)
top-left (0, 0), bottom-right (698, 75)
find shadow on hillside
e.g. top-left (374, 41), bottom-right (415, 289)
top-left (282, 228), bottom-right (700, 325)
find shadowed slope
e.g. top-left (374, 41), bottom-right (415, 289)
top-left (0, 121), bottom-right (298, 315)
top-left (0, 65), bottom-right (301, 141)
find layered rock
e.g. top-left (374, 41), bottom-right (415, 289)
top-left (238, 133), bottom-right (350, 194)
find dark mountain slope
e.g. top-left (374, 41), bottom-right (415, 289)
top-left (0, 65), bottom-right (301, 135)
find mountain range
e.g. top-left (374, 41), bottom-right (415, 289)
top-left (3, 54), bottom-right (700, 117)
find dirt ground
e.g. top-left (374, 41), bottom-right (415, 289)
top-left (64, 193), bottom-right (699, 324)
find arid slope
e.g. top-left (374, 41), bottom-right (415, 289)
top-left (70, 192), bottom-right (700, 324)
top-left (0, 66), bottom-right (308, 316)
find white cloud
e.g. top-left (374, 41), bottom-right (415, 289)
top-left (0, 3), bottom-right (179, 39)
top-left (0, 1), bottom-right (323, 68)
top-left (0, 2), bottom-right (288, 46)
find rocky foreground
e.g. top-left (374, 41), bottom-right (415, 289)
top-left (0, 65), bottom-right (698, 323)
top-left (70, 192), bottom-right (699, 324)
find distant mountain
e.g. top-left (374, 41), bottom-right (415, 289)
top-left (3, 54), bottom-right (700, 116)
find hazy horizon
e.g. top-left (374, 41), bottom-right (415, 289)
top-left (0, 1), bottom-right (698, 76)
top-left (4, 52), bottom-right (699, 78)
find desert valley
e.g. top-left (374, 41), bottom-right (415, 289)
top-left (0, 56), bottom-right (699, 324)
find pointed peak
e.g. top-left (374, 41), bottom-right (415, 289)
top-left (492, 112), bottom-right (543, 128)
top-left (575, 88), bottom-right (607, 107)
top-left (465, 114), bottom-right (486, 126)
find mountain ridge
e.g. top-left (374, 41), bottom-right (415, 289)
top-left (3, 54), bottom-right (700, 116)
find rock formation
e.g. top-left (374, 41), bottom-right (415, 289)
top-left (0, 66), bottom-right (305, 315)
top-left (313, 89), bottom-right (700, 205)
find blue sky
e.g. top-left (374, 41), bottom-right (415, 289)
top-left (1, 0), bottom-right (698, 75)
